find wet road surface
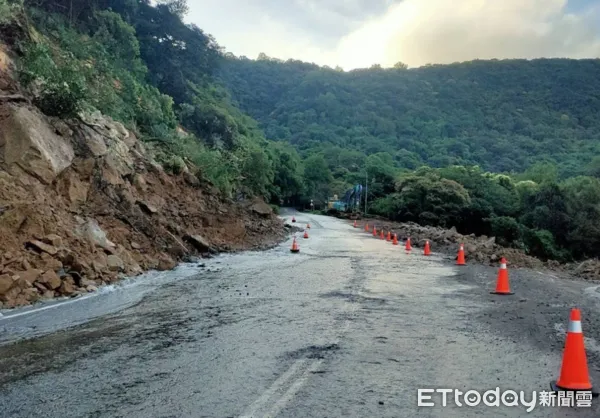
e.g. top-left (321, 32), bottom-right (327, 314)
top-left (1, 210), bottom-right (600, 417)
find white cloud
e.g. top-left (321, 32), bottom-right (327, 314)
top-left (186, 0), bottom-right (600, 69)
top-left (336, 0), bottom-right (600, 69)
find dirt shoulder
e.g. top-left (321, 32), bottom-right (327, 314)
top-left (343, 214), bottom-right (600, 283)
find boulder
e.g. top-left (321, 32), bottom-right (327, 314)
top-left (39, 270), bottom-right (61, 290)
top-left (105, 139), bottom-right (134, 178)
top-left (115, 246), bottom-right (142, 275)
top-left (157, 253), bottom-right (177, 271)
top-left (13, 276), bottom-right (31, 290)
top-left (251, 200), bottom-right (272, 217)
top-left (107, 255), bottom-right (124, 272)
top-left (15, 268), bottom-right (43, 285)
top-left (100, 160), bottom-right (124, 186)
top-left (75, 218), bottom-right (116, 252)
top-left (50, 119), bottom-right (73, 137)
top-left (0, 273), bottom-right (13, 294)
top-left (92, 253), bottom-right (108, 273)
top-left (183, 234), bottom-right (212, 252)
top-left (58, 279), bottom-right (75, 296)
top-left (26, 239), bottom-right (58, 256)
top-left (183, 171), bottom-right (200, 186)
top-left (80, 277), bottom-right (97, 288)
top-left (0, 286), bottom-right (21, 303)
top-left (73, 124), bottom-right (108, 157)
top-left (43, 234), bottom-right (63, 248)
top-left (137, 200), bottom-right (158, 214)
top-left (133, 174), bottom-right (148, 192)
top-left (0, 105), bottom-right (75, 184)
top-left (71, 157), bottom-right (96, 180)
top-left (21, 258), bottom-right (31, 270)
top-left (22, 287), bottom-right (40, 302)
top-left (56, 170), bottom-right (89, 207)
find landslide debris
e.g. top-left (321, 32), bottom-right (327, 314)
top-left (0, 46), bottom-right (285, 309)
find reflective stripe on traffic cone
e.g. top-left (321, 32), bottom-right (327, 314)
top-left (490, 257), bottom-right (513, 295)
top-left (405, 237), bottom-right (412, 252)
top-left (456, 243), bottom-right (466, 265)
top-left (290, 237), bottom-right (300, 253)
top-left (424, 240), bottom-right (431, 256)
top-left (551, 309), bottom-right (598, 396)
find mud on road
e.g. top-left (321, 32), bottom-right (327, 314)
top-left (1, 211), bottom-right (600, 417)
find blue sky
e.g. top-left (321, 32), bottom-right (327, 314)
top-left (186, 0), bottom-right (600, 69)
top-left (566, 0), bottom-right (595, 12)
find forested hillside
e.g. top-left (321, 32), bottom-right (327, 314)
top-left (219, 55), bottom-right (600, 177)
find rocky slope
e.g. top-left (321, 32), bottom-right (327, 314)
top-left (0, 45), bottom-right (286, 309)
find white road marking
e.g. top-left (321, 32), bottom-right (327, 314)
top-left (261, 359), bottom-right (324, 418)
top-left (238, 297), bottom-right (357, 418)
top-left (238, 359), bottom-right (310, 418)
top-left (0, 294), bottom-right (93, 321)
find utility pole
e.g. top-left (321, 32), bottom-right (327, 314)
top-left (364, 170), bottom-right (368, 216)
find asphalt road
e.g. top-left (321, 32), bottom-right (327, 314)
top-left (1, 210), bottom-right (600, 417)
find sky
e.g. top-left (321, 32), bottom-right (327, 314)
top-left (185, 0), bottom-right (600, 70)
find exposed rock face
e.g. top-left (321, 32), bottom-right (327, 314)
top-left (0, 105), bottom-right (74, 184)
top-left (0, 101), bottom-right (285, 309)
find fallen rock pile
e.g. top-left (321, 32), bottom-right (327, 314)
top-left (0, 46), bottom-right (286, 308)
top-left (364, 220), bottom-right (545, 269)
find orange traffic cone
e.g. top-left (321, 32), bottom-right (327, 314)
top-left (392, 234), bottom-right (398, 245)
top-left (307, 223), bottom-right (311, 229)
top-left (353, 220), bottom-right (357, 228)
top-left (373, 226), bottom-right (377, 237)
top-left (290, 237), bottom-right (299, 253)
top-left (456, 243), bottom-right (466, 265)
top-left (490, 257), bottom-right (513, 295)
top-left (405, 237), bottom-right (412, 252)
top-left (303, 230), bottom-right (309, 239)
top-left (380, 230), bottom-right (385, 240)
top-left (551, 309), bottom-right (597, 395)
top-left (365, 223), bottom-right (369, 232)
top-left (292, 216), bottom-right (296, 223)
top-left (424, 240), bottom-right (431, 256)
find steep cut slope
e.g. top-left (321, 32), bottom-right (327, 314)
top-left (0, 46), bottom-right (285, 308)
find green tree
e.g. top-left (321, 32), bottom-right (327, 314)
top-left (303, 154), bottom-right (333, 205)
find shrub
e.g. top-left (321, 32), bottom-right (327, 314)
top-left (522, 228), bottom-right (570, 262)
top-left (19, 42), bottom-right (87, 117)
top-left (489, 216), bottom-right (522, 246)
